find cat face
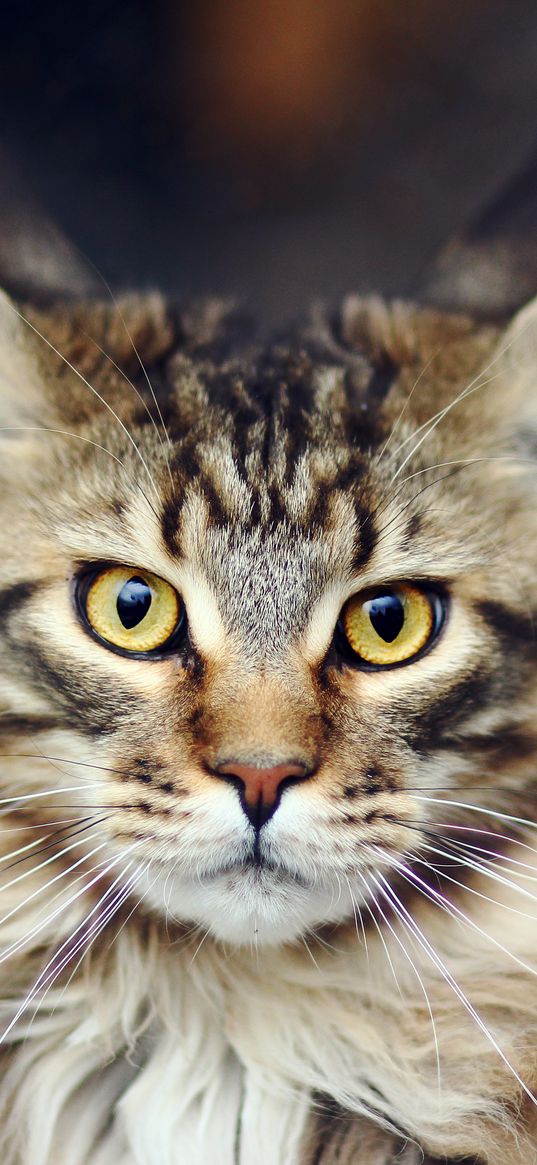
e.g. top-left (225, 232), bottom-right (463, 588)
top-left (1, 292), bottom-right (536, 945)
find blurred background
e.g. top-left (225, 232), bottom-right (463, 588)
top-left (2, 0), bottom-right (537, 323)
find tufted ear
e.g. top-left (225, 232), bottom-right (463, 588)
top-left (420, 148), bottom-right (537, 320)
top-left (0, 146), bottom-right (100, 435)
top-left (0, 288), bottom-right (54, 432)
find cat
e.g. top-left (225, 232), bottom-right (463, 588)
top-left (0, 282), bottom-right (537, 1165)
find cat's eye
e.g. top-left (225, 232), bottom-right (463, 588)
top-left (339, 583), bottom-right (444, 668)
top-left (78, 566), bottom-right (185, 655)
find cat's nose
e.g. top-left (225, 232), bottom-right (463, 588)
top-left (212, 759), bottom-right (311, 828)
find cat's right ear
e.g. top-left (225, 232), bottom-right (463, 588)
top-left (0, 148), bottom-right (98, 438)
top-left (0, 147), bottom-right (98, 305)
top-left (0, 288), bottom-right (56, 437)
top-left (493, 292), bottom-right (537, 431)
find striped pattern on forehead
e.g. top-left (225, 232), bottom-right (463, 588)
top-left (160, 344), bottom-right (389, 555)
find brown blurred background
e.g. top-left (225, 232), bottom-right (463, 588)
top-left (2, 0), bottom-right (537, 323)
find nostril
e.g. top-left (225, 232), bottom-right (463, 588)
top-left (211, 759), bottom-right (312, 829)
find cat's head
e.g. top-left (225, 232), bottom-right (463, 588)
top-left (1, 289), bottom-right (536, 944)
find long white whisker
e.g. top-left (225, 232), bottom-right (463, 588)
top-left (416, 845), bottom-right (537, 921)
top-left (5, 302), bottom-right (161, 502)
top-left (421, 839), bottom-right (537, 906)
top-left (84, 270), bottom-right (174, 482)
top-left (389, 368), bottom-right (505, 481)
top-left (0, 753), bottom-right (132, 777)
top-left (406, 816), bottom-right (537, 867)
top-left (351, 870), bottom-right (403, 997)
top-left (44, 858), bottom-right (153, 1034)
top-left (0, 426), bottom-right (126, 466)
top-left (394, 454), bottom-right (536, 492)
top-left (342, 872), bottom-right (369, 964)
top-left (2, 856), bottom-right (142, 1044)
top-left (414, 795), bottom-right (537, 832)
top-left (81, 330), bottom-right (174, 485)
top-left (37, 862), bottom-right (143, 998)
top-left (0, 842), bottom-right (113, 964)
top-left (360, 868), bottom-right (441, 1091)
top-left (391, 857), bottom-right (537, 994)
top-left (385, 310), bottom-right (530, 474)
top-left (0, 784), bottom-right (106, 806)
top-left (103, 845), bottom-right (168, 957)
top-left (373, 870), bottom-right (537, 1110)
top-left (375, 347), bottom-right (443, 465)
top-left (0, 819), bottom-right (107, 893)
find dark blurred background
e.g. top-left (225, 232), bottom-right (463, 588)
top-left (2, 0), bottom-right (537, 323)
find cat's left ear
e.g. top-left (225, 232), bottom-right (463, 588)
top-left (495, 293), bottom-right (537, 430)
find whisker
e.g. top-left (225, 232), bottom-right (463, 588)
top-left (0, 426), bottom-right (126, 467)
top-left (414, 796), bottom-right (537, 832)
top-left (45, 859), bottom-right (153, 1034)
top-left (0, 824), bottom-right (107, 894)
top-left (103, 845), bottom-right (168, 957)
top-left (372, 870), bottom-right (537, 1110)
top-left (388, 367), bottom-right (505, 481)
top-left (422, 836), bottom-right (537, 898)
top-left (415, 845), bottom-right (537, 921)
top-left (417, 821), bottom-right (537, 867)
top-left (342, 871), bottom-right (369, 964)
top-left (374, 347), bottom-right (444, 466)
top-left (81, 329), bottom-right (174, 486)
top-left (4, 301), bottom-right (161, 506)
top-left (372, 464), bottom-right (475, 549)
top-left (391, 856), bottom-right (537, 994)
top-left (83, 267), bottom-right (174, 483)
top-left (0, 840), bottom-right (110, 959)
top-left (351, 870), bottom-right (403, 997)
top-left (0, 819), bottom-right (84, 833)
top-left (0, 752), bottom-right (134, 778)
top-left (394, 454), bottom-right (536, 493)
top-left (188, 926), bottom-right (211, 966)
top-left (2, 852), bottom-right (143, 1044)
top-left (0, 784), bottom-right (107, 806)
top-left (41, 860), bottom-right (144, 995)
top-left (385, 310), bottom-right (528, 472)
top-left (390, 814), bottom-right (537, 859)
top-left (0, 815), bottom-right (105, 877)
top-left (360, 868), bottom-right (441, 1092)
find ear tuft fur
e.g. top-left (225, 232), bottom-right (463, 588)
top-left (0, 289), bottom-right (51, 430)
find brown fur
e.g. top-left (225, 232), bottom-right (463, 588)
top-left (1, 288), bottom-right (537, 1162)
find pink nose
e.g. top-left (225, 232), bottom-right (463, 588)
top-left (214, 760), bottom-right (309, 827)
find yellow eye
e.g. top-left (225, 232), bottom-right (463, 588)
top-left (81, 567), bottom-right (183, 654)
top-left (341, 584), bottom-right (443, 668)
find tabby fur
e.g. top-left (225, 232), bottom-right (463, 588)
top-left (0, 287), bottom-right (537, 1163)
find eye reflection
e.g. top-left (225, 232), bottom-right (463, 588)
top-left (340, 583), bottom-right (444, 668)
top-left (116, 576), bottom-right (153, 630)
top-left (79, 566), bottom-right (184, 655)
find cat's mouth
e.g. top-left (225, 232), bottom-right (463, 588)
top-left (197, 852), bottom-right (312, 891)
top-left (139, 843), bottom-right (340, 944)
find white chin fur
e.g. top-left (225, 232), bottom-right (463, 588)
top-left (141, 864), bottom-right (355, 946)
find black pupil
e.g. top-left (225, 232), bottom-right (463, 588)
top-left (366, 591), bottom-right (405, 643)
top-left (116, 576), bottom-right (152, 629)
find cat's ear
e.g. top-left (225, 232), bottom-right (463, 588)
top-left (421, 149), bottom-right (537, 319)
top-left (0, 288), bottom-right (54, 432)
top-left (495, 293), bottom-right (537, 430)
top-left (0, 147), bottom-right (98, 304)
top-left (0, 147), bottom-right (99, 436)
